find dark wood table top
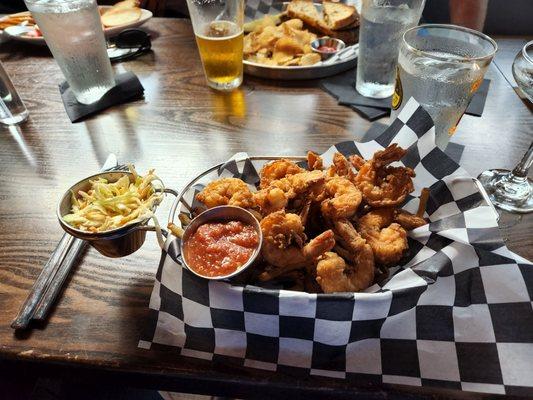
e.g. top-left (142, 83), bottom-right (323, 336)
top-left (0, 19), bottom-right (531, 399)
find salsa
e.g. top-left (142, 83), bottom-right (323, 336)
top-left (183, 220), bottom-right (259, 277)
top-left (317, 45), bottom-right (337, 53)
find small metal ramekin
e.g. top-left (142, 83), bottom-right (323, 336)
top-left (179, 206), bottom-right (263, 281)
top-left (57, 171), bottom-right (175, 258)
top-left (311, 37), bottom-right (346, 60)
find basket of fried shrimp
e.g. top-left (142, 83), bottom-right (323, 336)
top-left (166, 144), bottom-right (431, 294)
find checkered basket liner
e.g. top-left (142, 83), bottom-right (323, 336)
top-left (140, 99), bottom-right (533, 396)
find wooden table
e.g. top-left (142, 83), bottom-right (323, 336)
top-left (0, 19), bottom-right (531, 399)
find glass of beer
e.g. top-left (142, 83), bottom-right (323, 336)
top-left (391, 24), bottom-right (497, 150)
top-left (186, 0), bottom-right (244, 91)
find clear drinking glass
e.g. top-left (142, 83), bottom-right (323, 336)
top-left (512, 39), bottom-right (533, 102)
top-left (24, 0), bottom-right (115, 105)
top-left (391, 24), bottom-right (497, 150)
top-left (185, 0), bottom-right (244, 91)
top-left (356, 0), bottom-right (425, 99)
top-left (477, 41), bottom-right (533, 214)
top-left (0, 61), bottom-right (29, 125)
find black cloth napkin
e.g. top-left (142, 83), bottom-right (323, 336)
top-left (320, 68), bottom-right (490, 121)
top-left (59, 71), bottom-right (144, 123)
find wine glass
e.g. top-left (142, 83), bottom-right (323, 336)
top-left (477, 41), bottom-right (533, 214)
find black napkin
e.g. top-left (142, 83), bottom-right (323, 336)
top-left (465, 78), bottom-right (490, 116)
top-left (320, 68), bottom-right (490, 121)
top-left (59, 71), bottom-right (144, 123)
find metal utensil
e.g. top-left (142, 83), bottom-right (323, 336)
top-left (11, 155), bottom-right (119, 330)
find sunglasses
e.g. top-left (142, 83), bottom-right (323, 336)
top-left (107, 29), bottom-right (152, 62)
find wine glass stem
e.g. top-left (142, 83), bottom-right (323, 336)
top-left (511, 142), bottom-right (533, 178)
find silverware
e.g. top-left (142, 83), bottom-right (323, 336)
top-left (11, 155), bottom-right (120, 330)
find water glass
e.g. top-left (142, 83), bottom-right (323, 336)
top-left (185, 0), bottom-right (244, 91)
top-left (392, 24), bottom-right (497, 150)
top-left (356, 0), bottom-right (425, 99)
top-left (24, 0), bottom-right (115, 105)
top-left (0, 61), bottom-right (29, 125)
top-left (512, 39), bottom-right (533, 102)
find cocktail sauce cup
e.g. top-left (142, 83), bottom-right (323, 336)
top-left (179, 206), bottom-right (263, 281)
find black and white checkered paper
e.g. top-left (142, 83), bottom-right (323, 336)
top-left (140, 99), bottom-right (533, 396)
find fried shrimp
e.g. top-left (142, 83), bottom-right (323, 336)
top-left (255, 170), bottom-right (325, 214)
top-left (259, 211), bottom-right (335, 276)
top-left (357, 208), bottom-right (408, 266)
top-left (316, 247), bottom-right (374, 293)
top-left (259, 159), bottom-right (305, 189)
top-left (353, 144), bottom-right (415, 207)
top-left (196, 178), bottom-right (255, 209)
top-left (307, 151), bottom-right (323, 171)
top-left (320, 177), bottom-right (362, 220)
top-left (327, 152), bottom-right (356, 180)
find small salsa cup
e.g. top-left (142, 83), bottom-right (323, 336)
top-left (180, 206), bottom-right (263, 281)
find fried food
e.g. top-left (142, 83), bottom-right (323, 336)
top-left (320, 177), bottom-right (362, 220)
top-left (254, 170), bottom-right (325, 214)
top-left (259, 159), bottom-right (304, 189)
top-left (353, 144), bottom-right (415, 207)
top-left (101, 0), bottom-right (141, 27)
top-left (316, 248), bottom-right (374, 293)
top-left (101, 7), bottom-right (142, 27)
top-left (307, 151), bottom-right (323, 171)
top-left (259, 211), bottom-right (335, 277)
top-left (358, 208), bottom-right (408, 266)
top-left (395, 210), bottom-right (427, 230)
top-left (190, 143), bottom-right (428, 293)
top-left (244, 18), bottom-right (321, 67)
top-left (196, 178), bottom-right (255, 209)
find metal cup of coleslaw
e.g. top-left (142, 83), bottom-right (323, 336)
top-left (57, 171), bottom-right (164, 258)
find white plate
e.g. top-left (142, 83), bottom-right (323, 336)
top-left (1, 6), bottom-right (152, 45)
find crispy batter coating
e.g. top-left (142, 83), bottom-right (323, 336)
top-left (259, 211), bottom-right (335, 277)
top-left (358, 208), bottom-right (408, 266)
top-left (354, 144), bottom-right (415, 207)
top-left (196, 178), bottom-right (255, 209)
top-left (320, 177), bottom-right (362, 220)
top-left (259, 159), bottom-right (305, 189)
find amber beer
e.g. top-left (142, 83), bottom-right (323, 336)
top-left (195, 20), bottom-right (243, 90)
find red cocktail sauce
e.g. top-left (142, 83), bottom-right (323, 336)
top-left (183, 220), bottom-right (259, 278)
top-left (317, 45), bottom-right (337, 53)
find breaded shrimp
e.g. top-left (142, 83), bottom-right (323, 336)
top-left (259, 159), bottom-right (305, 189)
top-left (353, 144), bottom-right (415, 207)
top-left (358, 208), bottom-right (408, 266)
top-left (307, 151), bottom-right (323, 171)
top-left (316, 248), bottom-right (374, 293)
top-left (327, 152), bottom-right (356, 180)
top-left (196, 178), bottom-right (255, 209)
top-left (320, 177), bottom-right (362, 220)
top-left (259, 211), bottom-right (335, 276)
top-left (255, 170), bottom-right (325, 214)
